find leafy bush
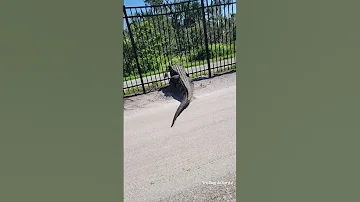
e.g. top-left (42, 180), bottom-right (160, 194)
top-left (188, 43), bottom-right (234, 62)
top-left (123, 2), bottom-right (236, 80)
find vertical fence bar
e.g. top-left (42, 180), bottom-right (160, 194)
top-left (200, 0), bottom-right (212, 78)
top-left (123, 5), bottom-right (146, 94)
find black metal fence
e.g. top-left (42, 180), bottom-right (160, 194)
top-left (123, 0), bottom-right (236, 96)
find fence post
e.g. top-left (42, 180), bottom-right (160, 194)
top-left (123, 5), bottom-right (146, 94)
top-left (200, 0), bottom-right (212, 78)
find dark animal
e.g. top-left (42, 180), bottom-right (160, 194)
top-left (167, 64), bottom-right (194, 127)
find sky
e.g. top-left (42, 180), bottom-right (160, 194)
top-left (124, 0), bottom-right (218, 7)
top-left (123, 0), bottom-right (145, 28)
top-left (123, 0), bottom-right (236, 29)
top-left (123, 0), bottom-right (237, 7)
top-left (124, 0), bottom-right (146, 7)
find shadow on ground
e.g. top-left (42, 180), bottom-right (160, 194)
top-left (159, 75), bottom-right (208, 103)
top-left (158, 69), bottom-right (236, 103)
top-left (123, 69), bottom-right (237, 102)
top-left (159, 85), bottom-right (183, 103)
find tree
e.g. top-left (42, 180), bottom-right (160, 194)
top-left (123, 0), bottom-right (236, 78)
top-left (144, 0), bottom-right (163, 6)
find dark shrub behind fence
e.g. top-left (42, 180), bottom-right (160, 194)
top-left (123, 0), bottom-right (236, 96)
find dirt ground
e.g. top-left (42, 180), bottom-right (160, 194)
top-left (124, 71), bottom-right (236, 202)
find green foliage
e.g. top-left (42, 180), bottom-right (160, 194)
top-left (123, 0), bottom-right (236, 80)
top-left (209, 43), bottom-right (235, 58)
top-left (189, 43), bottom-right (235, 61)
top-left (144, 0), bottom-right (163, 6)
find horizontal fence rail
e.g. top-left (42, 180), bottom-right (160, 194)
top-left (123, 0), bottom-right (236, 97)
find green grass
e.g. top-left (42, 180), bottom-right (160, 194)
top-left (123, 81), bottom-right (165, 96)
top-left (189, 71), bottom-right (208, 79)
top-left (123, 52), bottom-right (236, 82)
top-left (123, 64), bottom-right (236, 96)
top-left (212, 64), bottom-right (236, 74)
